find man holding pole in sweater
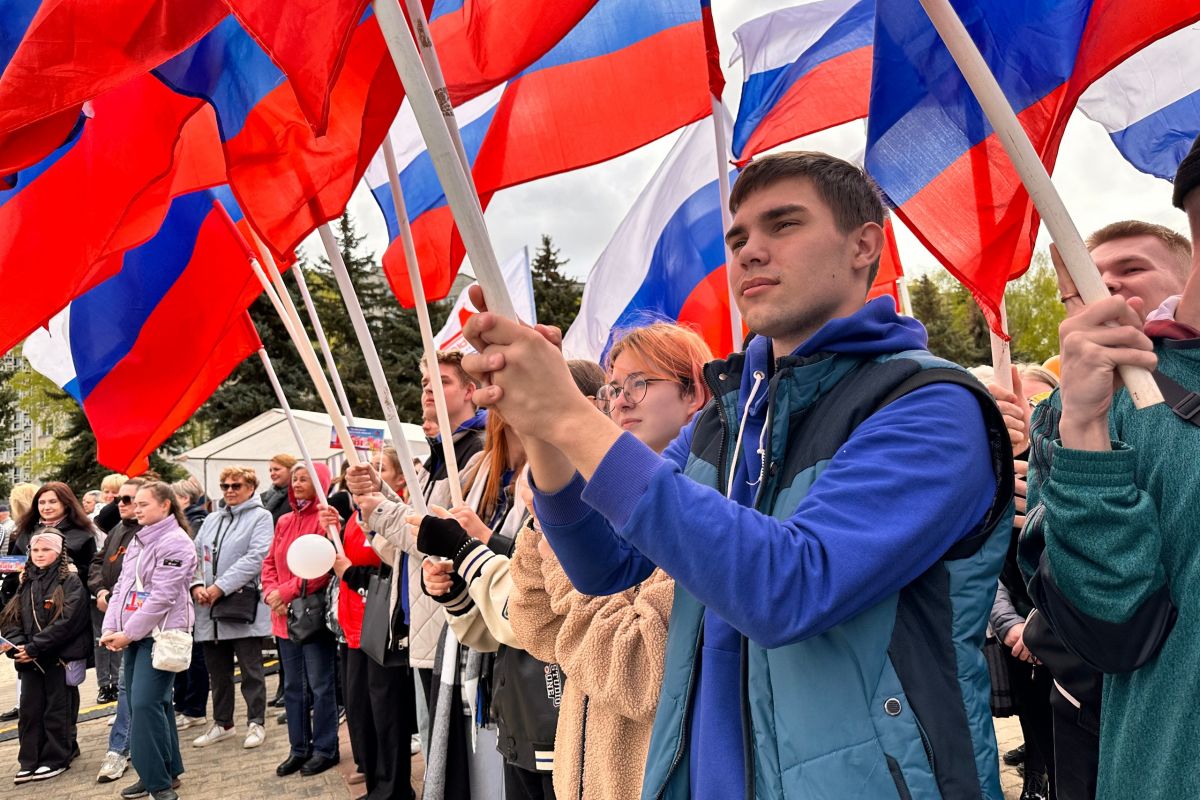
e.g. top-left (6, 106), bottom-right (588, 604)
top-left (458, 152), bottom-right (1015, 799)
top-left (1028, 136), bottom-right (1200, 800)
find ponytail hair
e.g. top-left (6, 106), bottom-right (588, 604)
top-left (138, 481), bottom-right (191, 535)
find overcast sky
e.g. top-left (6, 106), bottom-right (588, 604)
top-left (309, 0), bottom-right (1192, 287)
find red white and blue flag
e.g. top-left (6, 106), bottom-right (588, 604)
top-left (865, 0), bottom-right (1200, 333)
top-left (432, 249), bottom-right (538, 353)
top-left (367, 0), bottom-right (715, 307)
top-left (23, 186), bottom-right (262, 474)
top-left (730, 0), bottom-right (873, 166)
top-left (0, 0), bottom-right (225, 176)
top-left (0, 74), bottom-right (225, 355)
top-left (562, 116), bottom-right (739, 362)
top-left (1076, 22), bottom-right (1200, 182)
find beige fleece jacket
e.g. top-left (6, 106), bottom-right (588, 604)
top-left (364, 464), bottom-right (449, 670)
top-left (509, 520), bottom-right (673, 800)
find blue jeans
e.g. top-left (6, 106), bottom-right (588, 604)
top-left (107, 652), bottom-right (130, 756)
top-left (125, 640), bottom-right (184, 792)
top-left (278, 635), bottom-right (339, 759)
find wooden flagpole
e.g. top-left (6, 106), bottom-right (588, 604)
top-left (990, 298), bottom-right (1013, 392)
top-left (917, 0), bottom-right (1161, 408)
top-left (256, 344), bottom-right (345, 555)
top-left (291, 264), bottom-right (357, 426)
top-left (711, 95), bottom-right (743, 353)
top-left (370, 0), bottom-right (516, 319)
top-left (317, 223), bottom-right (430, 516)
top-left (212, 202), bottom-right (363, 470)
top-left (381, 137), bottom-right (466, 507)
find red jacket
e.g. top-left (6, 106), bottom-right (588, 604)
top-left (261, 462), bottom-right (333, 640)
top-left (338, 515), bottom-right (381, 648)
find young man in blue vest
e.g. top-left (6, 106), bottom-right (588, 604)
top-left (460, 152), bottom-right (1014, 799)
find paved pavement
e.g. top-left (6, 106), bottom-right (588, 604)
top-left (0, 656), bottom-right (424, 799)
top-left (0, 655), bottom-right (1023, 798)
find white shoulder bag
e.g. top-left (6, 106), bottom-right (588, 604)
top-left (134, 548), bottom-right (192, 673)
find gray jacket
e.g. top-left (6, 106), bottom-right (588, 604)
top-left (191, 494), bottom-right (274, 641)
top-left (989, 580), bottom-right (1026, 642)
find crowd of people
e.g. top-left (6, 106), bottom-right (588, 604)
top-left (1, 138), bottom-right (1198, 800)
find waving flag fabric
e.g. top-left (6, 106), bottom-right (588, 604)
top-left (730, 0), bottom-right (873, 166)
top-left (429, 0), bottom-right (602, 104)
top-left (0, 75), bottom-right (225, 355)
top-left (23, 187), bottom-right (262, 474)
top-left (369, 0), bottom-right (714, 307)
top-left (1077, 23), bottom-right (1200, 181)
top-left (218, 0), bottom-right (372, 135)
top-left (0, 0), bottom-right (226, 176)
top-left (156, 0), bottom-right (598, 262)
top-left (432, 249), bottom-right (537, 353)
top-left (563, 117), bottom-right (738, 362)
top-left (154, 12), bottom-right (402, 262)
top-left (866, 0), bottom-right (1200, 334)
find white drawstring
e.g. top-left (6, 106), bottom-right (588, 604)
top-left (726, 370), bottom-right (765, 498)
top-left (748, 401), bottom-right (771, 488)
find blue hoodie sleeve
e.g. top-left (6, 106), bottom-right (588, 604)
top-left (580, 383), bottom-right (998, 648)
top-left (532, 417), bottom-right (697, 594)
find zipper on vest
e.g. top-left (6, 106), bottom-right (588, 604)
top-left (704, 369), bottom-right (730, 497)
top-left (653, 624), bottom-right (704, 800)
top-left (577, 696), bottom-right (589, 800)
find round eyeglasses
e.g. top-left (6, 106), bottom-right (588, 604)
top-left (596, 374), bottom-right (672, 415)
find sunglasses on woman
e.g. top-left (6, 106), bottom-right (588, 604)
top-left (219, 482), bottom-right (244, 491)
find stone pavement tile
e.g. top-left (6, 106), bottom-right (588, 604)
top-left (1, 672), bottom-right (368, 799)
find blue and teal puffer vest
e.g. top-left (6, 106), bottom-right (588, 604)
top-left (643, 348), bottom-right (1014, 800)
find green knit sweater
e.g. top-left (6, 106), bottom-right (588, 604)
top-left (1042, 340), bottom-right (1200, 800)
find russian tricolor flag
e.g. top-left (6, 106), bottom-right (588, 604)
top-left (0, 73), bottom-right (226, 355)
top-left (368, 0), bottom-right (714, 307)
top-left (0, 0), bottom-right (225, 176)
top-left (866, 0), bottom-right (1200, 334)
top-left (1077, 22), bottom-right (1200, 182)
top-left (154, 11), bottom-right (402, 263)
top-left (730, 0), bottom-right (873, 166)
top-left (23, 186), bottom-right (262, 474)
top-left (563, 116), bottom-right (738, 362)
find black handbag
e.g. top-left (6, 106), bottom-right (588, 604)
top-left (207, 516), bottom-right (261, 625)
top-left (287, 580), bottom-right (328, 645)
top-left (210, 585), bottom-right (260, 625)
top-left (360, 566), bottom-right (407, 668)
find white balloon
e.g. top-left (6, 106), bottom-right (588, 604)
top-left (286, 534), bottom-right (336, 580)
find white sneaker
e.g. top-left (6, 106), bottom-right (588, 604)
top-left (243, 722), bottom-right (265, 749)
top-left (176, 714), bottom-right (207, 731)
top-left (410, 733), bottom-right (421, 755)
top-left (97, 751), bottom-right (128, 783)
top-left (107, 715), bottom-right (116, 727)
top-left (192, 723), bottom-right (237, 747)
top-left (28, 765), bottom-right (66, 782)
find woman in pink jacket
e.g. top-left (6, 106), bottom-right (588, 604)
top-left (261, 463), bottom-right (339, 779)
top-left (100, 481), bottom-right (198, 800)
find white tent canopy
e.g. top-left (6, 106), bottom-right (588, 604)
top-left (176, 409), bottom-right (429, 499)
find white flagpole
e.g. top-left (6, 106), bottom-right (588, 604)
top-left (291, 263), bottom-right (357, 426)
top-left (917, 0), bottom-right (1161, 408)
top-left (402, 0), bottom-right (474, 188)
top-left (990, 298), bottom-right (1013, 392)
top-left (370, 0), bottom-right (516, 320)
top-left (711, 95), bottom-right (742, 353)
top-left (317, 223), bottom-right (430, 516)
top-left (380, 138), bottom-right (466, 507)
top-left (212, 202), bottom-right (363, 470)
top-left (256, 345), bottom-right (345, 556)
top-left (896, 276), bottom-right (914, 317)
